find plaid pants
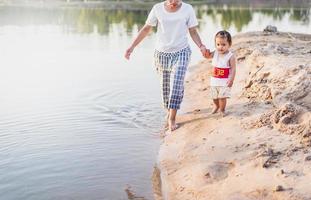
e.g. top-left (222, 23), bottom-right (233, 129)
top-left (154, 47), bottom-right (191, 110)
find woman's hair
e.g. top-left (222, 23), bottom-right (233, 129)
top-left (215, 30), bottom-right (232, 45)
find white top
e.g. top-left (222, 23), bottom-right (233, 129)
top-left (210, 51), bottom-right (233, 87)
top-left (145, 2), bottom-right (198, 53)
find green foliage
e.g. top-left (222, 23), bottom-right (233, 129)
top-left (0, 4), bottom-right (309, 35)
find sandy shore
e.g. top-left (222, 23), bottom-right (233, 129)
top-left (155, 31), bottom-right (311, 200)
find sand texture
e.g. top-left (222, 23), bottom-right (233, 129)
top-left (156, 31), bottom-right (311, 200)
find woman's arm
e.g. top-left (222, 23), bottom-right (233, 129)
top-left (188, 27), bottom-right (209, 57)
top-left (125, 24), bottom-right (153, 60)
top-left (227, 55), bottom-right (236, 87)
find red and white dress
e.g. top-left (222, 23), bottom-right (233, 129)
top-left (210, 50), bottom-right (233, 99)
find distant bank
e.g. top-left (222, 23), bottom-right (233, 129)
top-left (0, 0), bottom-right (310, 9)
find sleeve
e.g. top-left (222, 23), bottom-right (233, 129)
top-left (145, 6), bottom-right (158, 27)
top-left (187, 6), bottom-right (198, 28)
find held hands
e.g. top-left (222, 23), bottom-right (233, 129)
top-left (124, 47), bottom-right (134, 60)
top-left (204, 49), bottom-right (211, 58)
top-left (199, 44), bottom-right (211, 58)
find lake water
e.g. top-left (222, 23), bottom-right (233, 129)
top-left (0, 4), bottom-right (310, 200)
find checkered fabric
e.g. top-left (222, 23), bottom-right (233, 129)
top-left (154, 47), bottom-right (191, 110)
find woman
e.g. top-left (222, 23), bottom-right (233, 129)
top-left (125, 0), bottom-right (208, 131)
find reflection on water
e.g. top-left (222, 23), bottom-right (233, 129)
top-left (197, 6), bottom-right (310, 31)
top-left (0, 6), bottom-right (310, 34)
top-left (0, 6), bottom-right (149, 34)
top-left (0, 3), bottom-right (310, 200)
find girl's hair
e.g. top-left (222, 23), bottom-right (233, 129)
top-left (215, 30), bottom-right (232, 45)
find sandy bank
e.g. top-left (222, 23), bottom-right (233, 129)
top-left (156, 31), bottom-right (311, 200)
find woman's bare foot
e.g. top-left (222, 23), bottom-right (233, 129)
top-left (164, 113), bottom-right (169, 129)
top-left (168, 119), bottom-right (179, 131)
top-left (220, 111), bottom-right (226, 117)
top-left (211, 107), bottom-right (219, 114)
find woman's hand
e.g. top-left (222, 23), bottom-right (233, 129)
top-left (124, 47), bottom-right (134, 60)
top-left (199, 44), bottom-right (210, 58)
top-left (204, 49), bottom-right (211, 58)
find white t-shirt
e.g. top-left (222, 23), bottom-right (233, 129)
top-left (210, 51), bottom-right (233, 87)
top-left (146, 2), bottom-right (198, 53)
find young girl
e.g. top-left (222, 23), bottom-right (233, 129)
top-left (205, 30), bottom-right (236, 117)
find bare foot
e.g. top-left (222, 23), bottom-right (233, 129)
top-left (211, 107), bottom-right (219, 114)
top-left (164, 113), bottom-right (169, 129)
top-left (220, 111), bottom-right (226, 117)
top-left (168, 120), bottom-right (179, 131)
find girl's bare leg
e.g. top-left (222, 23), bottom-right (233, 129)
top-left (211, 99), bottom-right (220, 114)
top-left (219, 98), bottom-right (227, 117)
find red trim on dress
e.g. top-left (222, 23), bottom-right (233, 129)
top-left (212, 67), bottom-right (229, 78)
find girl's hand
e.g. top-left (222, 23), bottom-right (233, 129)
top-left (227, 79), bottom-right (234, 87)
top-left (199, 44), bottom-right (211, 58)
top-left (204, 49), bottom-right (211, 58)
top-left (125, 47), bottom-right (134, 60)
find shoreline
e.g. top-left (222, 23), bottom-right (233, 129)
top-left (155, 31), bottom-right (311, 200)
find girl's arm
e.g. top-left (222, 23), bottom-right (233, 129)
top-left (125, 24), bottom-right (153, 60)
top-left (227, 55), bottom-right (236, 87)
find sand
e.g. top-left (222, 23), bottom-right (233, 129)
top-left (155, 31), bottom-right (311, 200)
